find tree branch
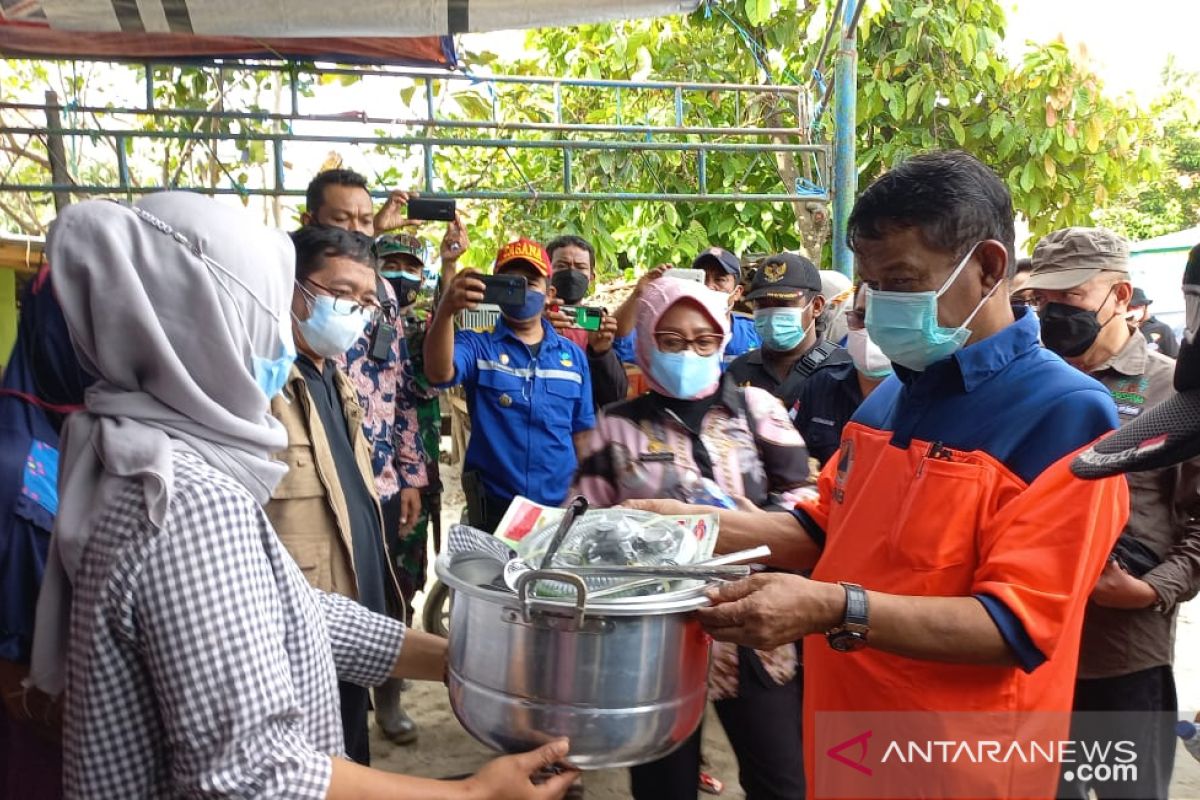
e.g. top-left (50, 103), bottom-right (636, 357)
top-left (0, 195), bottom-right (47, 235)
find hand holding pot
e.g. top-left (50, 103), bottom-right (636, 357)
top-left (463, 738), bottom-right (579, 799)
top-left (696, 573), bottom-right (844, 650)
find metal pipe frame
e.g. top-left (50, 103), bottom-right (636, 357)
top-left (831, 0), bottom-right (862, 278)
top-left (0, 183), bottom-right (826, 203)
top-left (2, 60), bottom-right (832, 206)
top-left (0, 101), bottom-right (809, 138)
top-left (86, 58), bottom-right (815, 95)
top-left (0, 125), bottom-right (829, 155)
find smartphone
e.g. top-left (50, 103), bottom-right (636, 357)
top-left (481, 274), bottom-right (527, 306)
top-left (665, 268), bottom-right (705, 283)
top-left (406, 197), bottom-right (457, 221)
top-left (368, 319), bottom-right (397, 361)
top-left (562, 305), bottom-right (604, 331)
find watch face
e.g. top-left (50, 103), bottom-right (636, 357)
top-left (829, 632), bottom-right (868, 653)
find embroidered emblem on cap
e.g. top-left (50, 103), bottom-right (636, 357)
top-left (762, 262), bottom-right (787, 282)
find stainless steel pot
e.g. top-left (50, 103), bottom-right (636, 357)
top-left (436, 551), bottom-right (712, 769)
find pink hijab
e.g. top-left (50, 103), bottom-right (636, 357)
top-left (635, 276), bottom-right (731, 397)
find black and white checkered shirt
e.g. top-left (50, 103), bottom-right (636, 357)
top-left (63, 450), bottom-right (405, 798)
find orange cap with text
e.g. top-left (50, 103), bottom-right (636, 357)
top-left (494, 238), bottom-right (551, 278)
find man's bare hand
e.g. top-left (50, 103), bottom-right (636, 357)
top-left (1091, 559), bottom-right (1159, 609)
top-left (636, 263), bottom-right (674, 295)
top-left (696, 573), bottom-right (844, 650)
top-left (398, 488), bottom-right (422, 536)
top-left (620, 498), bottom-right (697, 517)
top-left (441, 213), bottom-right (469, 264)
top-left (374, 190), bottom-right (420, 233)
top-left (588, 314), bottom-right (619, 354)
top-left (731, 494), bottom-right (763, 513)
top-left (545, 305), bottom-right (574, 332)
top-left (442, 270), bottom-right (486, 315)
top-left (464, 739), bottom-right (579, 800)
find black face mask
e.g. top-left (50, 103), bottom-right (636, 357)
top-left (551, 268), bottom-right (590, 305)
top-left (1038, 287), bottom-right (1117, 358)
top-left (383, 272), bottom-right (422, 309)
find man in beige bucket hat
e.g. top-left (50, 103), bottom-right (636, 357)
top-left (1027, 226), bottom-right (1200, 800)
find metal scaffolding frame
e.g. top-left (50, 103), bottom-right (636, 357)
top-left (0, 60), bottom-right (832, 204)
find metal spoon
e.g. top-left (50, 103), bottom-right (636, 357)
top-left (559, 563), bottom-right (756, 580)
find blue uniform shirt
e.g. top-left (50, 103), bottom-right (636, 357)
top-left (613, 332), bottom-right (638, 365)
top-left (442, 317), bottom-right (596, 506)
top-left (725, 314), bottom-right (761, 365)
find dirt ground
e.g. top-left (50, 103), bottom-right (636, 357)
top-left (370, 447), bottom-right (1200, 798)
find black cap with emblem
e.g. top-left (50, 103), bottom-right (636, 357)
top-left (1073, 243), bottom-right (1200, 478)
top-left (745, 253), bottom-right (822, 302)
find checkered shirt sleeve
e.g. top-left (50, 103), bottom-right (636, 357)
top-left (63, 453), bottom-right (402, 798)
top-left (316, 588), bottom-right (406, 686)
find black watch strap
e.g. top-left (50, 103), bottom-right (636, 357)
top-left (841, 582), bottom-right (869, 627)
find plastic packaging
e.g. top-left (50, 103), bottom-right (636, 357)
top-left (678, 473), bottom-right (737, 510)
top-left (517, 508), bottom-right (710, 598)
top-left (521, 509), bottom-right (698, 570)
top-left (1176, 720), bottom-right (1200, 763)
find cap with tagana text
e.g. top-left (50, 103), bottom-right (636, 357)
top-left (692, 246), bottom-right (742, 278)
top-left (1024, 227), bottom-right (1130, 292)
top-left (746, 253), bottom-right (822, 301)
top-left (1073, 243), bottom-right (1200, 478)
top-left (495, 238), bottom-right (551, 278)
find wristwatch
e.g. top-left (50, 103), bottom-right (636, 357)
top-left (826, 582), bottom-right (870, 652)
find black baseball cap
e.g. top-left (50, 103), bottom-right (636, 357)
top-left (692, 246), bottom-right (742, 278)
top-left (1129, 287), bottom-right (1151, 308)
top-left (1073, 243), bottom-right (1200, 478)
top-left (745, 253), bottom-right (822, 301)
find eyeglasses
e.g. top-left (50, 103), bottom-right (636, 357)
top-left (653, 331), bottom-right (725, 356)
top-left (302, 279), bottom-right (382, 322)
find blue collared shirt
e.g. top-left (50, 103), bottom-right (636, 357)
top-left (441, 317), bottom-right (596, 506)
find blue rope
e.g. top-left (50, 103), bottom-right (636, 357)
top-left (705, 1), bottom-right (804, 86)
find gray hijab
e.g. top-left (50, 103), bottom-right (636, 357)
top-left (30, 192), bottom-right (295, 694)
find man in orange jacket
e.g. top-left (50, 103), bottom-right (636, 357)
top-left (631, 151), bottom-right (1129, 800)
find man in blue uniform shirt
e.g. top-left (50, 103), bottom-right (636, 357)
top-left (424, 238), bottom-right (595, 530)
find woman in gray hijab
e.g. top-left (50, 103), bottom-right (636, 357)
top-left (31, 193), bottom-right (576, 799)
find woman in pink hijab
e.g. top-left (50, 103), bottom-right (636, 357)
top-left (571, 276), bottom-right (810, 800)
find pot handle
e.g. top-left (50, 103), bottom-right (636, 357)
top-left (515, 569), bottom-right (589, 627)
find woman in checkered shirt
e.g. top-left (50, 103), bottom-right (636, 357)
top-left (28, 193), bottom-right (577, 799)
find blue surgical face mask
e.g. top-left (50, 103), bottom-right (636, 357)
top-left (865, 243), bottom-right (999, 371)
top-left (753, 305), bottom-right (812, 352)
top-left (500, 289), bottom-right (546, 322)
top-left (294, 284), bottom-right (372, 357)
top-left (253, 352), bottom-right (295, 399)
top-left (648, 349), bottom-right (722, 399)
top-left (254, 307), bottom-right (296, 400)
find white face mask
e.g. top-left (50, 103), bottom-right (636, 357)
top-left (846, 327), bottom-right (893, 379)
